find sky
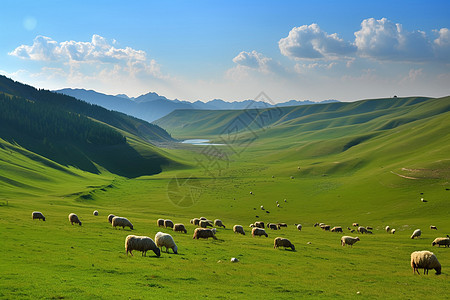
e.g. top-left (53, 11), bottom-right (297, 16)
top-left (1, 0), bottom-right (450, 103)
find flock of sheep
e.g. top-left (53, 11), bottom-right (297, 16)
top-left (31, 210), bottom-right (448, 275)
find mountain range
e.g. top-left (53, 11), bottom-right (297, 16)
top-left (56, 88), bottom-right (338, 122)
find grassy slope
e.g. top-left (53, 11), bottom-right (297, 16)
top-left (0, 96), bottom-right (449, 299)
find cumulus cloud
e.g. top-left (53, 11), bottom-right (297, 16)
top-left (9, 34), bottom-right (163, 78)
top-left (232, 50), bottom-right (284, 74)
top-left (279, 24), bottom-right (356, 60)
top-left (433, 28), bottom-right (450, 60)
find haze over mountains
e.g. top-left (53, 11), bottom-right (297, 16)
top-left (56, 88), bottom-right (338, 122)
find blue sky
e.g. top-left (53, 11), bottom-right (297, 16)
top-left (1, 0), bottom-right (449, 102)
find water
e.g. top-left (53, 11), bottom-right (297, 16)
top-left (181, 139), bottom-right (224, 146)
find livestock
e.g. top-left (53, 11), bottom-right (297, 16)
top-left (432, 237), bottom-right (450, 247)
top-left (391, 229), bottom-right (396, 234)
top-left (410, 229), bottom-right (422, 239)
top-left (32, 211), bottom-right (45, 221)
top-left (352, 223), bottom-right (359, 227)
top-left (357, 226), bottom-right (368, 234)
top-left (320, 224), bottom-right (331, 231)
top-left (278, 223), bottom-right (288, 228)
top-left (252, 227), bottom-right (268, 237)
top-left (157, 218), bottom-right (164, 227)
top-left (193, 228), bottom-right (217, 240)
top-left (112, 216), bottom-right (133, 230)
top-left (430, 225), bottom-right (437, 230)
top-left (341, 236), bottom-right (360, 247)
top-left (296, 224), bottom-right (302, 231)
top-left (233, 225), bottom-right (245, 235)
top-left (173, 223), bottom-right (187, 233)
top-left (155, 232), bottom-right (178, 254)
top-left (164, 219), bottom-right (174, 229)
top-left (254, 221), bottom-right (265, 228)
top-left (410, 251), bottom-right (441, 275)
top-left (68, 213), bottom-right (82, 226)
top-left (93, 210), bottom-right (99, 216)
top-left (214, 219), bottom-right (226, 228)
top-left (199, 220), bottom-right (213, 228)
top-left (385, 225), bottom-right (390, 233)
top-left (268, 223), bottom-right (279, 230)
top-left (125, 235), bottom-right (160, 257)
top-left (274, 237), bottom-right (295, 251)
top-left (331, 226), bottom-right (343, 233)
top-left (107, 214), bottom-right (115, 223)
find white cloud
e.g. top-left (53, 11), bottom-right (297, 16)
top-left (9, 34), bottom-right (163, 78)
top-left (433, 28), bottom-right (450, 61)
top-left (232, 50), bottom-right (284, 74)
top-left (279, 24), bottom-right (356, 60)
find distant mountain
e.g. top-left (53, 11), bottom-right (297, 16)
top-left (56, 88), bottom-right (338, 122)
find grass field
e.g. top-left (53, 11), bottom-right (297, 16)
top-left (1, 96), bottom-right (449, 299)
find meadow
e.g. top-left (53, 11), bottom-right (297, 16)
top-left (1, 96), bottom-right (449, 299)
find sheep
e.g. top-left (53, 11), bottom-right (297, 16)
top-left (193, 228), bottom-right (217, 240)
top-left (125, 235), bottom-right (160, 257)
top-left (112, 216), bottom-right (133, 230)
top-left (352, 223), bottom-right (359, 227)
top-left (432, 237), bottom-right (450, 247)
top-left (190, 218), bottom-right (200, 225)
top-left (233, 225), bottom-right (245, 235)
top-left (68, 213), bottom-right (82, 226)
top-left (320, 224), bottom-right (331, 231)
top-left (252, 227), bottom-right (268, 237)
top-left (32, 211), bottom-right (46, 221)
top-left (385, 225), bottom-right (390, 233)
top-left (410, 229), bottom-right (421, 239)
top-left (260, 205), bottom-right (265, 210)
top-left (164, 219), bottom-right (174, 229)
top-left (341, 236), bottom-right (360, 247)
top-left (331, 226), bottom-right (343, 233)
top-left (277, 204), bottom-right (280, 208)
top-left (296, 224), bottom-right (302, 231)
top-left (155, 232), bottom-right (178, 254)
top-left (93, 210), bottom-right (99, 216)
top-left (430, 225), bottom-right (437, 230)
top-left (410, 250), bottom-right (441, 275)
top-left (199, 217), bottom-right (207, 221)
top-left (249, 224), bottom-right (255, 228)
top-left (278, 223), bottom-right (288, 228)
top-left (274, 237), bottom-right (295, 251)
top-left (357, 226), bottom-right (368, 234)
top-left (157, 218), bottom-right (164, 227)
top-left (107, 214), bottom-right (115, 223)
top-left (314, 222), bottom-right (324, 227)
top-left (268, 223), bottom-right (279, 230)
top-left (254, 221), bottom-right (265, 228)
top-left (173, 223), bottom-right (187, 233)
top-left (391, 229), bottom-right (396, 234)
top-left (214, 219), bottom-right (226, 228)
top-left (199, 220), bottom-right (213, 228)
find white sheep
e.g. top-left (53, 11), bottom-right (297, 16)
top-left (173, 223), bottom-right (187, 233)
top-left (385, 225), bottom-right (390, 233)
top-left (107, 214), bottom-right (115, 223)
top-left (296, 224), bottom-right (302, 231)
top-left (391, 229), bottom-right (396, 234)
top-left (273, 237), bottom-right (295, 251)
top-left (32, 211), bottom-right (46, 221)
top-left (410, 250), bottom-right (441, 275)
top-left (254, 221), bottom-right (265, 228)
top-left (112, 216), bottom-right (133, 230)
top-left (252, 227), bottom-right (268, 237)
top-left (430, 225), bottom-right (437, 230)
top-left (214, 219), bottom-right (226, 228)
top-left (233, 225), bottom-right (245, 235)
top-left (357, 226), bottom-right (368, 234)
top-left (260, 205), bottom-right (265, 210)
top-left (341, 236), bottom-right (360, 247)
top-left (164, 219), bottom-right (174, 228)
top-left (193, 228), bottom-right (217, 240)
top-left (432, 237), bottom-right (450, 247)
top-left (199, 220), bottom-right (213, 228)
top-left (155, 232), bottom-right (178, 254)
top-left (268, 223), bottom-right (279, 230)
top-left (125, 235), bottom-right (160, 257)
top-left (410, 229), bottom-right (421, 239)
top-left (331, 226), bottom-right (343, 233)
top-left (93, 210), bottom-right (99, 216)
top-left (157, 218), bottom-right (164, 227)
top-left (68, 213), bottom-right (82, 226)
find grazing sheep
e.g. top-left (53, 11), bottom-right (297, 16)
top-left (190, 218), bottom-right (200, 225)
top-left (164, 219), bottom-right (174, 229)
top-left (112, 216), bottom-right (133, 230)
top-left (296, 224), bottom-right (302, 231)
top-left (357, 226), bottom-right (368, 234)
top-left (421, 198), bottom-right (427, 202)
top-left (430, 225), bottom-right (437, 230)
top-left (341, 236), bottom-right (360, 247)
top-left (157, 218), bottom-right (164, 227)
top-left (32, 211), bottom-right (46, 221)
top-left (199, 217), bottom-right (207, 221)
top-left (155, 232), bottom-right (178, 254)
top-left (260, 205), bottom-right (265, 210)
top-left (268, 223), bottom-right (279, 230)
top-left (274, 237), bottom-right (295, 251)
top-left (173, 223), bottom-right (187, 234)
top-left (125, 235), bottom-right (160, 257)
top-left (68, 213), bottom-right (82, 226)
top-left (107, 214), bottom-right (115, 223)
top-left (331, 226), bottom-right (343, 233)
top-left (410, 229), bottom-right (422, 239)
top-left (193, 228), bottom-right (217, 240)
top-left (432, 237), bottom-right (450, 247)
top-left (278, 223), bottom-right (288, 228)
top-left (214, 219), bottom-right (226, 228)
top-left (250, 191), bottom-right (253, 195)
top-left (277, 204), bottom-right (280, 208)
top-left (352, 223), bottom-right (359, 227)
top-left (252, 227), bottom-right (268, 237)
top-left (93, 210), bottom-right (99, 216)
top-left (391, 229), bottom-right (396, 234)
top-left (385, 225), bottom-right (390, 233)
top-left (199, 220), bottom-right (213, 228)
top-left (233, 225), bottom-right (245, 235)
top-left (254, 221), bottom-right (265, 228)
top-left (320, 224), bottom-right (331, 231)
top-left (410, 251), bottom-right (441, 275)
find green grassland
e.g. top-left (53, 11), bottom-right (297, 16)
top-left (1, 95), bottom-right (449, 299)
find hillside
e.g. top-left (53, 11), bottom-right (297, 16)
top-left (0, 76), bottom-right (179, 178)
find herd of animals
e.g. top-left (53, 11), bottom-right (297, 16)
top-left (31, 210), bottom-right (449, 275)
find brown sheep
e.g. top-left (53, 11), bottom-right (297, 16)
top-left (192, 228), bottom-right (217, 240)
top-left (252, 227), bottom-right (268, 237)
top-left (173, 223), bottom-right (187, 233)
top-left (274, 237), bottom-right (295, 251)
